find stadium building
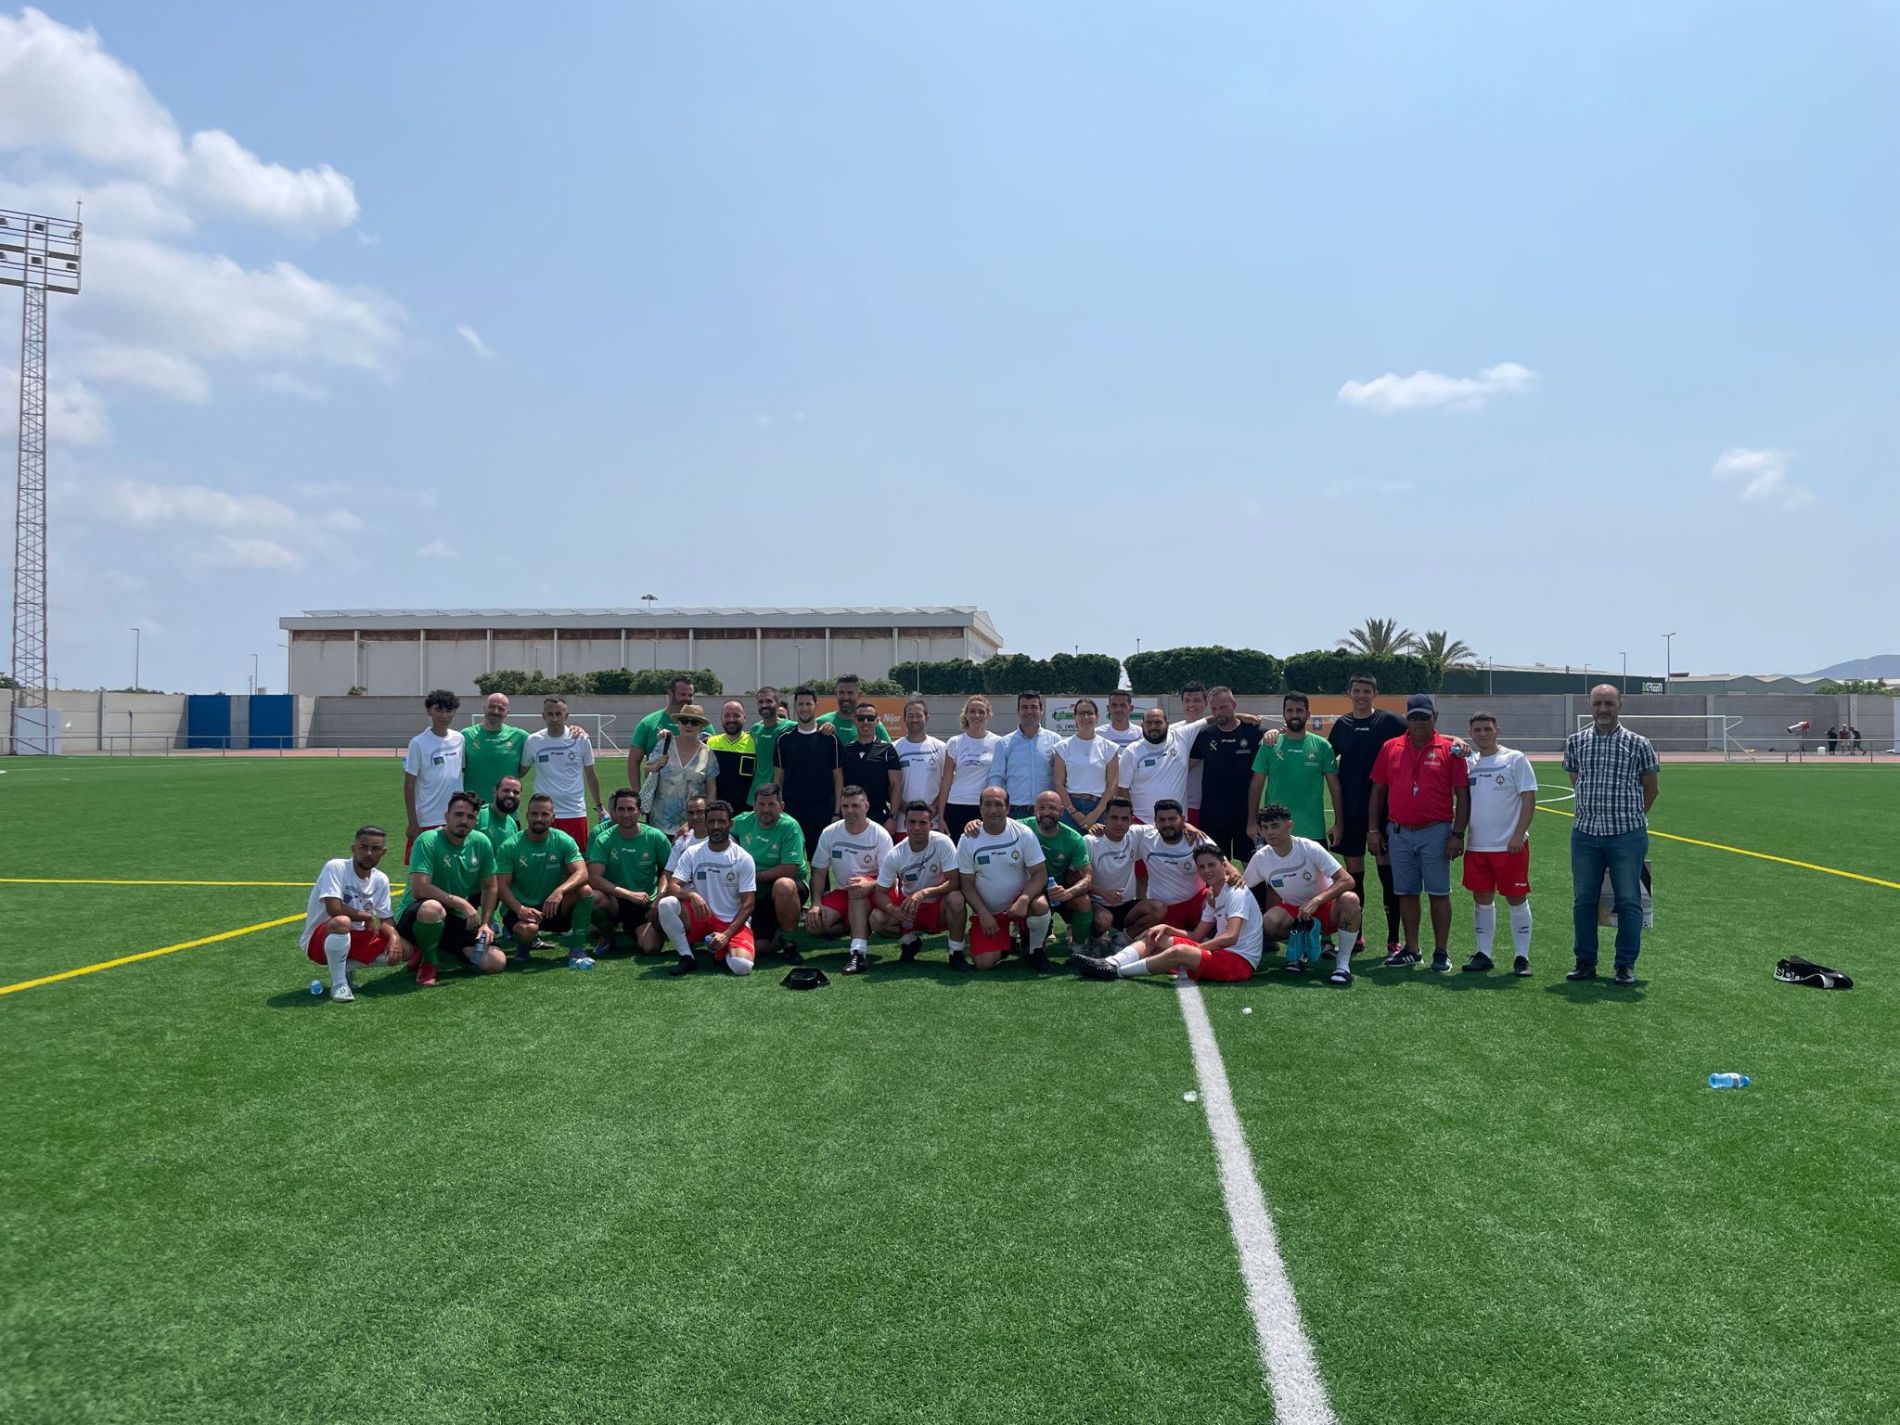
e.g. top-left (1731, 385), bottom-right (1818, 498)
top-left (280, 606), bottom-right (1004, 697)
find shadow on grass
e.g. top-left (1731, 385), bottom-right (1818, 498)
top-left (1542, 976), bottom-right (1648, 1003)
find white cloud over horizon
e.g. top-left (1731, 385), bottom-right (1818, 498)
top-left (1337, 361), bottom-right (1537, 413)
top-left (456, 323), bottom-right (495, 359)
top-left (1711, 447), bottom-right (1814, 510)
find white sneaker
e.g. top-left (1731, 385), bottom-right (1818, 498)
top-left (330, 981), bottom-right (355, 1003)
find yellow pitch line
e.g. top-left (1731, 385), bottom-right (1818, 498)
top-left (0, 914), bottom-right (305, 998)
top-left (1534, 805), bottom-right (1900, 890)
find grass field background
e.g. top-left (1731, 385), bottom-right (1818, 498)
top-left (2, 757), bottom-right (1895, 1423)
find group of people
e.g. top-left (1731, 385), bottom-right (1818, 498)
top-left (300, 674), bottom-right (1662, 999)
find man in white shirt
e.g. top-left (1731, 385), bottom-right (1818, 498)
top-left (1120, 800), bottom-right (1214, 938)
top-left (1117, 708), bottom-right (1197, 825)
top-left (1083, 797), bottom-right (1143, 948)
top-left (665, 796), bottom-right (710, 876)
top-left (1244, 802), bottom-right (1364, 985)
top-left (947, 786), bottom-right (1050, 972)
top-left (1074, 845), bottom-right (1264, 983)
top-left (300, 825), bottom-right (400, 1002)
top-left (1460, 711), bottom-right (1538, 976)
top-left (807, 786), bottom-right (897, 974)
top-left (871, 801), bottom-right (958, 962)
top-left (521, 695), bottom-right (603, 847)
top-left (658, 800), bottom-right (758, 976)
top-left (402, 689), bottom-right (467, 865)
top-left (893, 698), bottom-right (948, 809)
top-left (1098, 691), bottom-right (1144, 750)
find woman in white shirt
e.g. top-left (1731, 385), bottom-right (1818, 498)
top-left (640, 703), bottom-right (715, 835)
top-left (1053, 697), bottom-right (1122, 833)
top-left (934, 695), bottom-right (1007, 843)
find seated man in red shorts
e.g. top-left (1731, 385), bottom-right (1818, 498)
top-left (1119, 800), bottom-right (1215, 939)
top-left (657, 799), bottom-right (758, 977)
top-left (1073, 844), bottom-right (1263, 983)
top-left (946, 785), bottom-right (1051, 971)
top-left (300, 825), bottom-right (402, 1002)
top-left (871, 800), bottom-right (958, 962)
top-left (1243, 802), bottom-right (1363, 985)
top-left (806, 786), bottom-right (896, 976)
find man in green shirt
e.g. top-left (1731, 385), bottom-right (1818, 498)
top-left (586, 786), bottom-right (675, 955)
top-left (1247, 691), bottom-right (1344, 845)
top-left (627, 675), bottom-right (695, 789)
top-left (463, 693), bottom-right (530, 805)
top-left (396, 791), bottom-right (504, 986)
top-left (497, 792), bottom-right (592, 966)
top-left (730, 781), bottom-right (810, 962)
top-left (475, 775), bottom-right (523, 845)
top-left (1024, 790), bottom-right (1094, 948)
top-left (749, 686), bottom-right (796, 802)
top-left (814, 673), bottom-right (893, 745)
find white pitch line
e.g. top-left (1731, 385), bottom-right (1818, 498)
top-left (1176, 980), bottom-right (1338, 1425)
top-left (1536, 790), bottom-right (1575, 805)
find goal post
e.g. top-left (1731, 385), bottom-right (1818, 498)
top-left (1574, 713), bottom-right (1746, 761)
top-left (468, 712), bottom-right (622, 754)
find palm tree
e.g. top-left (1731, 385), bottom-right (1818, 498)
top-left (1337, 617), bottom-right (1416, 657)
top-left (1407, 629), bottom-right (1477, 669)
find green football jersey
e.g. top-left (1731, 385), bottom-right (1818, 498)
top-left (730, 810), bottom-right (809, 881)
top-left (1250, 733), bottom-right (1339, 841)
top-left (585, 822), bottom-right (674, 897)
top-left (497, 828), bottom-right (582, 907)
top-left (475, 805), bottom-right (521, 845)
top-left (1022, 817), bottom-right (1091, 882)
top-left (462, 723), bottom-right (529, 805)
top-left (400, 829), bottom-right (497, 911)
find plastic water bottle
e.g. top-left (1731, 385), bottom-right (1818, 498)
top-left (1708, 1072), bottom-right (1751, 1089)
top-left (308, 979), bottom-right (325, 997)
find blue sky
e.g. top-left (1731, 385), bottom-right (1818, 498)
top-left (2, 2), bottom-right (1894, 692)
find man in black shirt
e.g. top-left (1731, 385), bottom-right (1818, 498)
top-left (1327, 672), bottom-right (1408, 954)
top-left (1189, 685), bottom-right (1264, 860)
top-left (774, 685), bottom-right (844, 861)
top-left (840, 706), bottom-right (904, 830)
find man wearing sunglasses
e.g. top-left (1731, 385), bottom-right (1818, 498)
top-left (840, 707), bottom-right (904, 829)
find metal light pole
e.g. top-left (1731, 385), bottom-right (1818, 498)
top-left (249, 652), bottom-right (259, 696)
top-left (4, 206), bottom-right (81, 754)
top-left (641, 593), bottom-right (657, 670)
top-left (1663, 632), bottom-right (1677, 694)
top-left (1619, 651), bottom-right (1627, 694)
top-left (131, 627), bottom-right (141, 691)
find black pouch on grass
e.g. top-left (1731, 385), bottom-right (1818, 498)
top-left (1774, 956), bottom-right (1853, 990)
top-left (781, 967), bottom-right (830, 990)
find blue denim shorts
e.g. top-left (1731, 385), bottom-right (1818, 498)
top-left (1389, 822), bottom-right (1452, 897)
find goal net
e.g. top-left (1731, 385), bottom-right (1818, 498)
top-left (468, 712), bottom-right (623, 754)
top-left (1574, 713), bottom-right (1746, 761)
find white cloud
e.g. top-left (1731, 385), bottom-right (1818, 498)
top-left (0, 175), bottom-right (189, 235)
top-left (182, 129), bottom-right (357, 232)
top-left (263, 372), bottom-right (330, 402)
top-left (74, 344), bottom-right (209, 402)
top-left (199, 536), bottom-right (300, 571)
top-left (418, 538), bottom-right (455, 559)
top-left (101, 478), bottom-right (297, 531)
top-left (1, 364), bottom-right (109, 444)
top-left (0, 9), bottom-right (185, 181)
top-left (1711, 447), bottom-right (1814, 510)
top-left (456, 323), bottom-right (495, 359)
top-left (1337, 362), bottom-right (1537, 414)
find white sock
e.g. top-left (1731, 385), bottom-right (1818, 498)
top-left (1509, 902), bottom-right (1533, 958)
top-left (1473, 903), bottom-right (1497, 958)
top-left (849, 937), bottom-right (867, 952)
top-left (1107, 945), bottom-right (1143, 968)
top-left (657, 899), bottom-right (691, 957)
top-left (1116, 956), bottom-right (1152, 977)
top-left (727, 955), bottom-right (754, 977)
top-left (1026, 913), bottom-right (1051, 950)
top-left (1336, 930), bottom-right (1359, 968)
top-left (323, 932), bottom-right (352, 990)
top-left (947, 940), bottom-right (966, 954)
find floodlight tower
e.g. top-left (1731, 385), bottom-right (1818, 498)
top-left (2, 207), bottom-right (81, 754)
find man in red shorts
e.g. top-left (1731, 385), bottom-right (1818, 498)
top-left (806, 785), bottom-right (896, 975)
top-left (871, 800), bottom-right (958, 962)
top-left (657, 800), bottom-right (759, 977)
top-left (300, 825), bottom-right (401, 1002)
top-left (947, 785), bottom-right (1050, 971)
top-left (1073, 845), bottom-right (1263, 983)
top-left (1459, 711), bottom-right (1538, 976)
top-left (1120, 800), bottom-right (1212, 939)
top-left (1243, 802), bottom-right (1364, 985)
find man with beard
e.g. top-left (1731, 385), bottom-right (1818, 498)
top-left (395, 791), bottom-right (504, 986)
top-left (1119, 800), bottom-right (1217, 938)
top-left (731, 782), bottom-right (810, 962)
top-left (585, 787), bottom-right (673, 955)
top-left (299, 825), bottom-right (399, 1003)
top-left (1325, 672), bottom-right (1409, 957)
top-left (1189, 685), bottom-right (1264, 860)
top-left (814, 673), bottom-right (893, 744)
top-left (1247, 691), bottom-right (1342, 847)
top-left (871, 801), bottom-right (957, 961)
top-left (706, 698), bottom-right (758, 810)
top-left (1116, 708), bottom-right (1197, 825)
top-left (946, 786), bottom-right (1050, 971)
top-left (496, 792), bottom-right (593, 967)
top-left (1021, 789), bottom-right (1093, 949)
top-left (658, 800), bottom-right (759, 977)
top-left (749, 687), bottom-right (795, 805)
top-left (476, 774), bottom-right (523, 845)
top-left (808, 786), bottom-right (896, 974)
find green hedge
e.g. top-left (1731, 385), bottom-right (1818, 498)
top-left (1122, 646), bottom-right (1282, 695)
top-left (474, 667), bottom-right (724, 697)
top-left (889, 653), bottom-right (1120, 696)
top-left (1280, 650), bottom-right (1437, 694)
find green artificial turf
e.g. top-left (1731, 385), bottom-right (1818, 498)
top-left (2, 757), bottom-right (1896, 1422)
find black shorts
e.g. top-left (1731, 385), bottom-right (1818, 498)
top-left (787, 804), bottom-right (832, 860)
top-left (943, 801), bottom-right (982, 843)
top-left (611, 897), bottom-right (657, 936)
top-left (1198, 818), bottom-right (1254, 862)
top-left (1094, 900), bottom-right (1136, 930)
top-left (396, 902), bottom-right (481, 963)
top-left (1334, 817), bottom-right (1371, 859)
top-left (751, 878), bottom-right (808, 936)
top-left (503, 900), bottom-right (576, 936)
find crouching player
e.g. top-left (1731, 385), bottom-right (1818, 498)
top-left (497, 792), bottom-right (594, 968)
top-left (1073, 844), bottom-right (1263, 983)
top-left (301, 824), bottom-right (401, 1002)
top-left (870, 801), bottom-right (957, 962)
top-left (395, 791), bottom-right (505, 985)
top-left (658, 800), bottom-right (759, 977)
top-left (946, 786), bottom-right (1050, 971)
top-left (585, 788), bottom-right (673, 955)
top-left (1243, 802), bottom-right (1363, 985)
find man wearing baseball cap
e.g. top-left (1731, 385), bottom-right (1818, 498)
top-left (1366, 694), bottom-right (1470, 972)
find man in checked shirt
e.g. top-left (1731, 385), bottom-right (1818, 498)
top-left (1563, 685), bottom-right (1660, 986)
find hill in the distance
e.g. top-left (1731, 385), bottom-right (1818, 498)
top-left (1809, 654), bottom-right (1900, 679)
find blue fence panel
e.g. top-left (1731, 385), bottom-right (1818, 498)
top-left (249, 694), bottom-right (293, 749)
top-left (185, 694), bottom-right (231, 750)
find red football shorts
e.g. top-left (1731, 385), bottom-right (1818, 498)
top-left (686, 907), bottom-right (756, 960)
top-left (895, 898), bottom-right (945, 934)
top-left (1462, 846), bottom-right (1532, 898)
top-left (1266, 897), bottom-right (1340, 935)
top-left (1161, 887), bottom-right (1209, 930)
top-left (970, 916), bottom-right (1024, 957)
top-left (1186, 808), bottom-right (1202, 828)
top-left (820, 889), bottom-right (852, 918)
top-left (304, 923), bottom-right (394, 965)
top-left (553, 815), bottom-right (592, 848)
top-left (1182, 940), bottom-right (1255, 982)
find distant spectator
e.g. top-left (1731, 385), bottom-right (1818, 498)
top-left (1826, 725), bottom-right (1839, 755)
top-left (1852, 726), bottom-right (1864, 753)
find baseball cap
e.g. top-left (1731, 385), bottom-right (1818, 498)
top-left (1405, 693), bottom-right (1436, 718)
